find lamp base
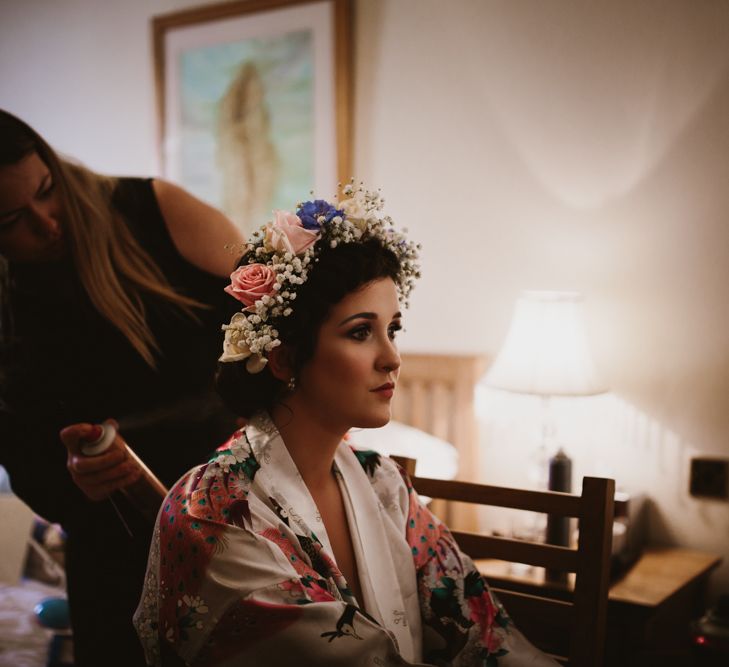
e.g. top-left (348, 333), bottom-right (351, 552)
top-left (545, 447), bottom-right (572, 582)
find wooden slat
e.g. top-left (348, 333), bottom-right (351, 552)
top-left (491, 588), bottom-right (572, 660)
top-left (409, 380), bottom-right (427, 432)
top-left (412, 476), bottom-right (583, 516)
top-left (398, 353), bottom-right (487, 384)
top-left (391, 379), bottom-right (407, 422)
top-left (392, 455), bottom-right (416, 476)
top-left (452, 531), bottom-right (578, 571)
top-left (491, 588), bottom-right (574, 629)
top-left (430, 381), bottom-right (451, 442)
top-left (570, 477), bottom-right (614, 666)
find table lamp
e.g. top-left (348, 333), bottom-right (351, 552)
top-left (483, 291), bottom-right (607, 549)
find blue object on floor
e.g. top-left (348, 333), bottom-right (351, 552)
top-left (34, 596), bottom-right (70, 631)
top-left (34, 596), bottom-right (74, 666)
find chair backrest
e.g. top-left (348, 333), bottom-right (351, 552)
top-left (392, 456), bottom-right (615, 667)
top-left (394, 354), bottom-right (487, 531)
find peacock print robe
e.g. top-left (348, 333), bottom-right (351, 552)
top-left (134, 413), bottom-right (558, 666)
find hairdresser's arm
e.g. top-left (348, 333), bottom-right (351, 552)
top-left (152, 179), bottom-right (244, 277)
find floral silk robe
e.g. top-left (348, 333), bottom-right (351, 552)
top-left (134, 414), bottom-right (558, 666)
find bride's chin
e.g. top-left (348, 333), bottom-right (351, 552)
top-left (353, 412), bottom-right (392, 430)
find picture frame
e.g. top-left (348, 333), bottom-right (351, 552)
top-left (152, 0), bottom-right (352, 235)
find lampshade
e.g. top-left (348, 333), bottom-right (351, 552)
top-left (483, 291), bottom-right (607, 397)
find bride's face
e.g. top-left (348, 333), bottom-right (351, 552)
top-left (296, 277), bottom-right (402, 432)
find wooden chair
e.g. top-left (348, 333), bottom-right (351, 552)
top-left (392, 456), bottom-right (615, 667)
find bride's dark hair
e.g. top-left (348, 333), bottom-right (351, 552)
top-left (215, 239), bottom-right (401, 418)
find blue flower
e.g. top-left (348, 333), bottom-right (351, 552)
top-left (296, 200), bottom-right (344, 230)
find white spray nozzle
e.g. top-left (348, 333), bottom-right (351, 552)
top-left (81, 424), bottom-right (117, 456)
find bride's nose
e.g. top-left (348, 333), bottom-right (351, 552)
top-left (377, 338), bottom-right (401, 374)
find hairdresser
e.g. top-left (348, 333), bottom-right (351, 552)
top-left (0, 109), bottom-right (242, 666)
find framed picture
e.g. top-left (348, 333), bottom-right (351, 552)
top-left (152, 0), bottom-right (352, 236)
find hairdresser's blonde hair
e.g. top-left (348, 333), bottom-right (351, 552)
top-left (0, 110), bottom-right (204, 367)
top-left (58, 161), bottom-right (205, 367)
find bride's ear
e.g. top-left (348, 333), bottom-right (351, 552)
top-left (267, 344), bottom-right (295, 382)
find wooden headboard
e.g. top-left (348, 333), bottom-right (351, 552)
top-left (395, 353), bottom-right (488, 530)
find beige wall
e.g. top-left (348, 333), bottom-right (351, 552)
top-left (352, 0), bottom-right (729, 599)
top-left (2, 0), bottom-right (728, 596)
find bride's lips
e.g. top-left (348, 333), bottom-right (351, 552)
top-left (371, 382), bottom-right (395, 398)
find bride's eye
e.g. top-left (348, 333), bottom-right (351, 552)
top-left (348, 324), bottom-right (371, 341)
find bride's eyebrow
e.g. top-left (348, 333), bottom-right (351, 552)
top-left (338, 312), bottom-right (376, 326)
top-left (338, 310), bottom-right (402, 327)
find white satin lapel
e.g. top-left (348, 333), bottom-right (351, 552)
top-left (247, 417), bottom-right (418, 660)
top-left (334, 445), bottom-right (418, 662)
top-left (246, 414), bottom-right (333, 554)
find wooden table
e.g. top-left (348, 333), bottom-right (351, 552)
top-left (477, 547), bottom-right (722, 666)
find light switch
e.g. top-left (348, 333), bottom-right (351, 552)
top-left (689, 458), bottom-right (729, 499)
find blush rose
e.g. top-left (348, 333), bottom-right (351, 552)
top-left (264, 210), bottom-right (319, 255)
top-left (224, 264), bottom-right (277, 308)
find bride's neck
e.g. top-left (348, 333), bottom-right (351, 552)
top-left (269, 402), bottom-right (347, 489)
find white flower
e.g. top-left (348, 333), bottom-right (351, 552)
top-left (228, 475), bottom-right (251, 497)
top-left (183, 595), bottom-right (210, 615)
top-left (219, 313), bottom-right (252, 363)
top-left (246, 354), bottom-right (268, 374)
top-left (338, 194), bottom-right (367, 221)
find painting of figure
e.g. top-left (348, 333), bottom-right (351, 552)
top-left (173, 29), bottom-right (313, 235)
top-left (155, 0), bottom-right (348, 237)
top-left (216, 61), bottom-right (280, 232)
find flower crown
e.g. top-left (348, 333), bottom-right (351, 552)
top-left (220, 182), bottom-right (421, 373)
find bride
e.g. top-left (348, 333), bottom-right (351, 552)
top-left (134, 184), bottom-right (558, 666)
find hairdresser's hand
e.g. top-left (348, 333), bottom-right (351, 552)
top-left (60, 420), bottom-right (142, 501)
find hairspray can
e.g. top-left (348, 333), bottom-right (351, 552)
top-left (81, 424), bottom-right (168, 525)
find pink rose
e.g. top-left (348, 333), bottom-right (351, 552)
top-left (264, 210), bottom-right (319, 255)
top-left (224, 264), bottom-right (277, 308)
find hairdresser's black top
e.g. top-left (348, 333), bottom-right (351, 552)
top-left (0, 178), bottom-right (237, 666)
